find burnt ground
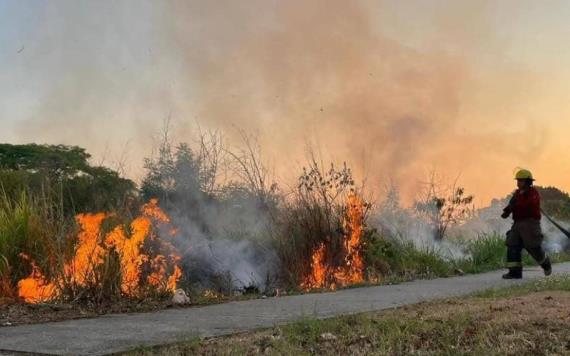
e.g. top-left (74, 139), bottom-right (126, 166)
top-left (0, 291), bottom-right (268, 327)
top-left (0, 299), bottom-right (173, 327)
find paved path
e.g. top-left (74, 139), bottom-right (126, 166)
top-left (2, 263), bottom-right (570, 355)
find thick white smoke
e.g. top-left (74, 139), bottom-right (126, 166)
top-left (373, 186), bottom-right (570, 259)
top-left (371, 185), bottom-right (467, 260)
top-left (168, 206), bottom-right (278, 292)
top-left (458, 197), bottom-right (570, 253)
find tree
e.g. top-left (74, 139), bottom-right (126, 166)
top-left (0, 144), bottom-right (136, 214)
top-left (536, 186), bottom-right (570, 221)
top-left (0, 144), bottom-right (90, 177)
top-left (225, 130), bottom-right (279, 211)
top-left (415, 174), bottom-right (474, 240)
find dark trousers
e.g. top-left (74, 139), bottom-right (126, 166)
top-left (506, 244), bottom-right (546, 267)
top-left (506, 219), bottom-right (547, 268)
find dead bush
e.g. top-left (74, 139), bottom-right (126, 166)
top-left (272, 158), bottom-right (370, 288)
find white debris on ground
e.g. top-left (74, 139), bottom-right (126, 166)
top-left (319, 332), bottom-right (337, 341)
top-left (172, 289), bottom-right (190, 305)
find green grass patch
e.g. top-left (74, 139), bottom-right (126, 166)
top-left (473, 274), bottom-right (570, 298)
top-left (452, 234), bottom-right (533, 274)
top-left (365, 232), bottom-right (570, 285)
top-left (363, 232), bottom-right (569, 284)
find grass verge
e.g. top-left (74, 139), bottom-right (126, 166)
top-left (365, 233), bottom-right (570, 284)
top-left (128, 275), bottom-right (570, 355)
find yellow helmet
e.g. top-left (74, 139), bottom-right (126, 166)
top-left (514, 169), bottom-right (534, 181)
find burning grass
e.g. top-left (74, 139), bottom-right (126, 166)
top-left (3, 142), bottom-right (570, 326)
top-left (3, 186), bottom-right (570, 309)
top-left (272, 160), bottom-right (374, 291)
top-left (2, 196), bottom-right (182, 305)
top-left (0, 190), bottom-right (64, 301)
top-left (300, 194), bottom-right (366, 290)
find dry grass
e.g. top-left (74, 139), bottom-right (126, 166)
top-left (0, 190), bottom-right (67, 301)
top-left (272, 159), bottom-right (368, 288)
top-left (129, 277), bottom-right (570, 355)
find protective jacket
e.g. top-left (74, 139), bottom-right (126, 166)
top-left (503, 187), bottom-right (541, 221)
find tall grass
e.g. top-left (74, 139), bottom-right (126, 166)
top-left (272, 199), bottom-right (346, 287)
top-left (363, 232), bottom-right (452, 280)
top-left (364, 232), bottom-right (570, 283)
top-left (3, 184), bottom-right (568, 304)
top-left (453, 233), bottom-right (570, 274)
top-left (272, 160), bottom-right (365, 288)
top-left (0, 189), bottom-right (67, 299)
top-left (0, 188), bottom-right (181, 305)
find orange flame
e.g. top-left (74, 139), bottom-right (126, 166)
top-left (301, 193), bottom-right (365, 290)
top-left (300, 242), bottom-right (328, 290)
top-left (17, 254), bottom-right (57, 303)
top-left (16, 199), bottom-right (183, 303)
top-left (334, 194), bottom-right (365, 285)
top-left (66, 213), bottom-right (108, 287)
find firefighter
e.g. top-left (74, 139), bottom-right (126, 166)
top-left (501, 169), bottom-right (552, 279)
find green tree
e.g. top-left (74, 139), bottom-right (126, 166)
top-left (0, 144), bottom-right (136, 215)
top-left (537, 186), bottom-right (570, 221)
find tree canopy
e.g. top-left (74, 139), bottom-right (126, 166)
top-left (0, 144), bottom-right (136, 214)
top-left (537, 186), bottom-right (570, 221)
top-left (0, 144), bottom-right (91, 177)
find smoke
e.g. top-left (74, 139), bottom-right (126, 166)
top-left (371, 184), bottom-right (467, 259)
top-left (456, 197), bottom-right (570, 253)
top-left (147, 0), bottom-right (551, 204)
top-left (373, 184), bottom-right (570, 260)
top-left (4, 1), bottom-right (569, 287)
top-left (143, 139), bottom-right (279, 292)
top-left (4, 0), bottom-right (556, 205)
top-left (168, 208), bottom-right (278, 291)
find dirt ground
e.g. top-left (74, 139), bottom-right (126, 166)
top-left (0, 292), bottom-right (265, 327)
top-left (0, 298), bottom-right (174, 326)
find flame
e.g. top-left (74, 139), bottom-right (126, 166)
top-left (301, 193), bottom-right (365, 290)
top-left (167, 264), bottom-right (183, 292)
top-left (334, 194), bottom-right (365, 285)
top-left (16, 199), bottom-right (183, 303)
top-left (300, 242), bottom-right (328, 290)
top-left (17, 254), bottom-right (57, 303)
top-left (66, 213), bottom-right (108, 286)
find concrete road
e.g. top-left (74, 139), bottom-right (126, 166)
top-left (2, 263), bottom-right (570, 355)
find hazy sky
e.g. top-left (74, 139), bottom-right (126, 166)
top-left (1, 0), bottom-right (569, 205)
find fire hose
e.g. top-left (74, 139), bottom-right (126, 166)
top-left (541, 209), bottom-right (570, 239)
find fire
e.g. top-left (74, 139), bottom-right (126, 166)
top-left (17, 254), bottom-right (57, 303)
top-left (66, 213), bottom-right (108, 287)
top-left (16, 199), bottom-right (183, 303)
top-left (301, 193), bottom-right (366, 290)
top-left (334, 194), bottom-right (365, 285)
top-left (301, 242), bottom-right (328, 290)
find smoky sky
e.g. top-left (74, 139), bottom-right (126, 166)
top-left (1, 0), bottom-right (563, 204)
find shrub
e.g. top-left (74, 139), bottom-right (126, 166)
top-left (415, 185), bottom-right (474, 241)
top-left (273, 159), bottom-right (370, 288)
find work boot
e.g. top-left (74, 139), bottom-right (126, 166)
top-left (541, 257), bottom-right (552, 276)
top-left (502, 267), bottom-right (522, 279)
